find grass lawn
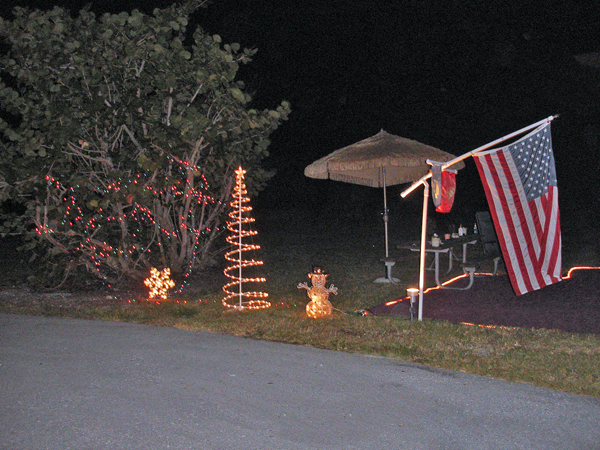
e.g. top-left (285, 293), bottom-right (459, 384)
top-left (1, 202), bottom-right (599, 398)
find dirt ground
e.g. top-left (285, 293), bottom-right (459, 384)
top-left (368, 268), bottom-right (600, 335)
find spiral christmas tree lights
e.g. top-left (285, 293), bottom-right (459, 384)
top-left (222, 167), bottom-right (270, 310)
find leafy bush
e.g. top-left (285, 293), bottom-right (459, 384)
top-left (0, 1), bottom-right (290, 287)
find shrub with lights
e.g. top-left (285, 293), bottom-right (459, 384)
top-left (38, 155), bottom-right (226, 288)
top-left (222, 167), bottom-right (270, 310)
top-left (0, 3), bottom-right (289, 287)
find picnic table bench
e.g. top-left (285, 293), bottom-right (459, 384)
top-left (397, 234), bottom-right (479, 288)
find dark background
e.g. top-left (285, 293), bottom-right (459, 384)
top-left (194, 1), bottom-right (600, 229)
top-left (2, 0), bottom-right (599, 243)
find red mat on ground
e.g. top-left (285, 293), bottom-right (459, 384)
top-left (368, 268), bottom-right (600, 335)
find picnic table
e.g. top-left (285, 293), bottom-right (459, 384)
top-left (398, 235), bottom-right (479, 288)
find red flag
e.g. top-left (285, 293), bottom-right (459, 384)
top-left (473, 123), bottom-right (562, 295)
top-left (431, 163), bottom-right (456, 213)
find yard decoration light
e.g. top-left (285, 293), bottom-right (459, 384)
top-left (144, 267), bottom-right (175, 300)
top-left (297, 266), bottom-right (338, 319)
top-left (407, 288), bottom-right (419, 322)
top-left (41, 157), bottom-right (221, 290)
top-left (222, 167), bottom-right (270, 310)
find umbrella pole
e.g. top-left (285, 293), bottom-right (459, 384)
top-left (382, 167), bottom-right (389, 258)
top-left (375, 167), bottom-right (399, 283)
top-left (418, 180), bottom-right (429, 321)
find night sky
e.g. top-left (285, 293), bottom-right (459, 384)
top-left (2, 0), bottom-right (599, 232)
top-left (195, 1), bottom-right (600, 219)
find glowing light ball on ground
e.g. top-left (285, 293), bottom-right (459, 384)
top-left (144, 267), bottom-right (175, 300)
top-left (222, 167), bottom-right (270, 310)
top-left (297, 266), bottom-right (338, 318)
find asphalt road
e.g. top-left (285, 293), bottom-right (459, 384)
top-left (1, 314), bottom-right (599, 450)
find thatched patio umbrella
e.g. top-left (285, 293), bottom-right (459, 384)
top-left (305, 130), bottom-right (464, 281)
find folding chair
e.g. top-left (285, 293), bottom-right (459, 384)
top-left (453, 211), bottom-right (504, 290)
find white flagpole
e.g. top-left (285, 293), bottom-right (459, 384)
top-left (401, 115), bottom-right (558, 199)
top-left (400, 115), bottom-right (558, 321)
top-left (417, 180), bottom-right (429, 321)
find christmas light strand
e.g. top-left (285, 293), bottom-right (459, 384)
top-left (40, 155), bottom-right (224, 288)
top-left (222, 166), bottom-right (270, 310)
top-left (144, 267), bottom-right (175, 300)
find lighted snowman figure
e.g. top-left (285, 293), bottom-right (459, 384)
top-left (297, 266), bottom-right (338, 319)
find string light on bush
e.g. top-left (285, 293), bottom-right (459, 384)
top-left (40, 156), bottom-right (225, 288)
top-left (222, 166), bottom-right (270, 310)
top-left (144, 267), bottom-right (176, 300)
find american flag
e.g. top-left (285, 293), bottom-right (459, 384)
top-left (473, 123), bottom-right (562, 295)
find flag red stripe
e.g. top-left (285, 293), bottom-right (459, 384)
top-left (494, 151), bottom-right (535, 293)
top-left (475, 152), bottom-right (532, 294)
top-left (497, 150), bottom-right (541, 293)
top-left (542, 186), bottom-right (562, 281)
top-left (474, 134), bottom-right (562, 296)
top-left (549, 187), bottom-right (562, 280)
top-left (474, 125), bottom-right (562, 295)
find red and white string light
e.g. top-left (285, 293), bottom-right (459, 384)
top-left (40, 155), bottom-right (221, 289)
top-left (222, 167), bottom-right (270, 310)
